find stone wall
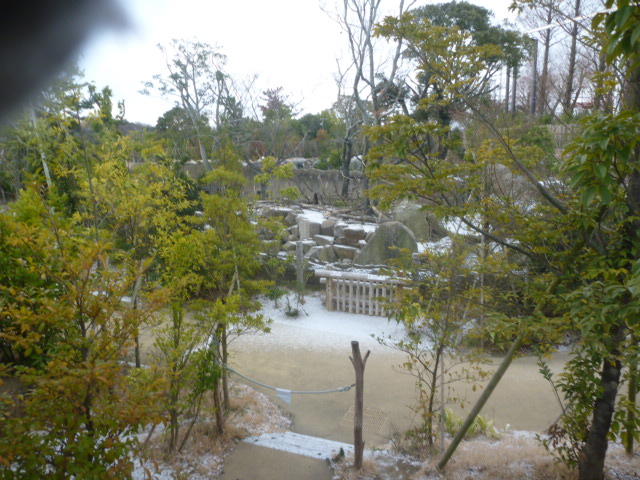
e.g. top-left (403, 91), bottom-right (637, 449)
top-left (256, 168), bottom-right (366, 204)
top-left (185, 160), bottom-right (367, 204)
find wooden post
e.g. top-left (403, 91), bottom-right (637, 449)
top-left (437, 332), bottom-right (523, 470)
top-left (296, 241), bottom-right (304, 301)
top-left (350, 341), bottom-right (370, 470)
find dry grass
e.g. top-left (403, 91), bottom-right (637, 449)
top-left (424, 435), bottom-right (576, 480)
top-left (331, 433), bottom-right (640, 480)
top-left (331, 456), bottom-right (383, 480)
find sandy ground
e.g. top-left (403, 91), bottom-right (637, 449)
top-left (228, 293), bottom-right (567, 447)
top-left (221, 443), bottom-right (331, 480)
top-left (139, 292), bottom-right (569, 479)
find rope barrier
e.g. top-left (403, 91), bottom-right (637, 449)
top-left (224, 364), bottom-right (355, 402)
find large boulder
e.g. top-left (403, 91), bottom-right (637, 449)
top-left (305, 245), bottom-right (338, 263)
top-left (334, 223), bottom-right (373, 247)
top-left (354, 221), bottom-right (418, 265)
top-left (333, 244), bottom-right (359, 260)
top-left (392, 200), bottom-right (447, 242)
top-left (297, 217), bottom-right (322, 239)
top-left (320, 217), bottom-right (337, 236)
top-left (313, 234), bottom-right (334, 246)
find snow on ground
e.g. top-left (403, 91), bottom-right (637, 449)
top-left (417, 237), bottom-right (452, 254)
top-left (244, 432), bottom-right (354, 460)
top-left (443, 216), bottom-right (480, 237)
top-left (298, 209), bottom-right (327, 223)
top-left (232, 293), bottom-right (406, 352)
top-left (335, 220), bottom-right (377, 233)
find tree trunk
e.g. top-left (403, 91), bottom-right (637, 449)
top-left (341, 136), bottom-right (353, 198)
top-left (624, 334), bottom-right (637, 455)
top-left (213, 380), bottom-right (225, 435)
top-left (132, 269), bottom-right (144, 368)
top-left (221, 324), bottom-right (229, 411)
top-left (563, 0), bottom-right (581, 117)
top-left (438, 332), bottom-right (523, 470)
top-left (531, 40), bottom-right (539, 115)
top-left (196, 134), bottom-right (212, 171)
top-left (538, 6), bottom-right (553, 115)
top-left (578, 325), bottom-right (626, 480)
top-left (593, 52), bottom-right (607, 111)
top-left (511, 65), bottom-right (518, 114)
top-left (505, 66), bottom-right (511, 112)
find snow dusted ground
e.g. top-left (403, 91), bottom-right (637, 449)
top-left (244, 431), bottom-right (353, 460)
top-left (231, 292), bottom-right (406, 352)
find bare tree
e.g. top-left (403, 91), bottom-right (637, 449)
top-left (143, 39), bottom-right (230, 170)
top-left (335, 0), bottom-right (412, 199)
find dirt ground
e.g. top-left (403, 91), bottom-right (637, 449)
top-left (227, 330), bottom-right (567, 448)
top-left (220, 443), bottom-right (332, 480)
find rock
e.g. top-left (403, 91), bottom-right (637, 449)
top-left (320, 218), bottom-right (337, 236)
top-left (313, 234), bottom-right (334, 246)
top-left (297, 217), bottom-right (322, 239)
top-left (392, 200), bottom-right (447, 242)
top-left (335, 224), bottom-right (371, 247)
top-left (354, 221), bottom-right (418, 265)
top-left (300, 240), bottom-right (317, 254)
top-left (333, 244), bottom-right (359, 260)
top-left (282, 241), bottom-right (297, 252)
top-left (262, 206), bottom-right (293, 219)
top-left (305, 245), bottom-right (338, 263)
top-left (283, 240), bottom-right (316, 254)
top-left (284, 211), bottom-right (300, 226)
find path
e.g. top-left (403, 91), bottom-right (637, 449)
top-left (220, 442), bottom-right (332, 480)
top-left (243, 432), bottom-right (354, 460)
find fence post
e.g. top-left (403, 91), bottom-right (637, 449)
top-left (350, 341), bottom-right (370, 469)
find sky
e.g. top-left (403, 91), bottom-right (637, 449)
top-left (79, 0), bottom-right (516, 126)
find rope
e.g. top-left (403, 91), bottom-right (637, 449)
top-left (224, 365), bottom-right (355, 395)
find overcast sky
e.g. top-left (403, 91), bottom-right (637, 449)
top-left (79, 0), bottom-right (516, 125)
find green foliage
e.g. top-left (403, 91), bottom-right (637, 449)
top-left (370, 3), bottom-right (640, 474)
top-left (379, 240), bottom-right (489, 452)
top-left (0, 192), bottom-right (163, 478)
top-left (443, 408), bottom-right (500, 439)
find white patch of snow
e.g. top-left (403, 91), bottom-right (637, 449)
top-left (417, 237), bottom-right (452, 254)
top-left (443, 217), bottom-right (480, 236)
top-left (243, 432), bottom-right (353, 460)
top-left (336, 221), bottom-right (377, 233)
top-left (298, 209), bottom-right (326, 224)
top-left (238, 293), bottom-right (406, 352)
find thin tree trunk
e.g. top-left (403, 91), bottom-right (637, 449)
top-left (531, 40), bottom-right (539, 115)
top-left (213, 380), bottom-right (225, 435)
top-left (426, 346), bottom-right (443, 450)
top-left (221, 324), bottom-right (229, 411)
top-left (563, 0), bottom-right (581, 117)
top-left (438, 332), bottom-right (523, 470)
top-left (593, 52), bottom-right (607, 111)
top-left (132, 268), bottom-right (144, 368)
top-left (538, 6), bottom-right (553, 115)
top-left (624, 334), bottom-right (637, 455)
top-left (511, 65), bottom-right (518, 114)
top-left (341, 135), bottom-right (353, 198)
top-left (505, 66), bottom-right (511, 112)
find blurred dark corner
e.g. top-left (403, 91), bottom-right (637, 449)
top-left (0, 0), bottom-right (126, 121)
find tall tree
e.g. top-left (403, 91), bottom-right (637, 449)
top-left (369, 3), bottom-right (640, 478)
top-left (144, 40), bottom-right (231, 170)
